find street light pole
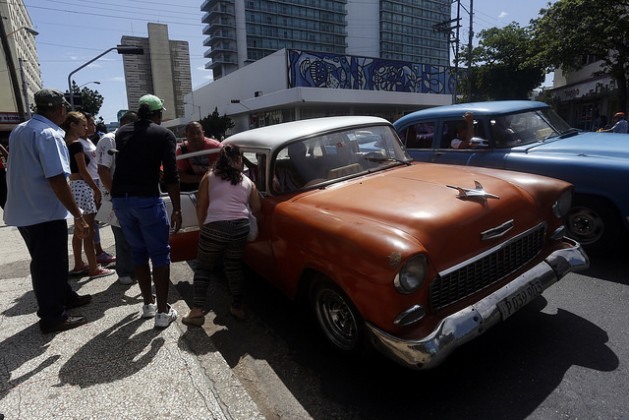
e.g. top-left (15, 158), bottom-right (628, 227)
top-left (67, 45), bottom-right (143, 110)
top-left (18, 58), bottom-right (31, 119)
top-left (78, 81), bottom-right (101, 89)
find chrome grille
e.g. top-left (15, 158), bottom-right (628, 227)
top-left (429, 223), bottom-right (546, 311)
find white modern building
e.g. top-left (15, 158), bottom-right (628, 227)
top-left (165, 0), bottom-right (455, 135)
top-left (0, 0), bottom-right (42, 136)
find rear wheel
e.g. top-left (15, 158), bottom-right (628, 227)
top-left (566, 196), bottom-right (623, 255)
top-left (310, 280), bottom-right (364, 353)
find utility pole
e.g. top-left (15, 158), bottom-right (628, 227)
top-left (433, 1), bottom-right (462, 104)
top-left (467, 0), bottom-right (474, 101)
top-left (19, 58), bottom-right (32, 119)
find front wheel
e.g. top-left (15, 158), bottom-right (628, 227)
top-left (310, 280), bottom-right (364, 354)
top-left (566, 196), bottom-right (623, 255)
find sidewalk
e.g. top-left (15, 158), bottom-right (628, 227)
top-left (0, 214), bottom-right (263, 419)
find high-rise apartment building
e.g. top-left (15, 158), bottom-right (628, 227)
top-left (202, 0), bottom-right (450, 81)
top-left (0, 0), bottom-right (42, 135)
top-left (121, 23), bottom-right (192, 120)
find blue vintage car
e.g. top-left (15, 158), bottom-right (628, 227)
top-left (394, 100), bottom-right (629, 254)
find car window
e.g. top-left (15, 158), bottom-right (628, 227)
top-left (398, 121), bottom-right (436, 149)
top-left (243, 152), bottom-right (267, 193)
top-left (272, 125), bottom-right (410, 194)
top-left (442, 118), bottom-right (488, 149)
top-left (490, 111), bottom-right (560, 147)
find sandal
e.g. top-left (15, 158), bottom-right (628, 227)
top-left (89, 267), bottom-right (115, 279)
top-left (69, 266), bottom-right (89, 276)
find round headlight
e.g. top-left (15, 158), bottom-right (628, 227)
top-left (553, 190), bottom-right (572, 218)
top-left (394, 254), bottom-right (427, 294)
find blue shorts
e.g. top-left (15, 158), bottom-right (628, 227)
top-left (112, 196), bottom-right (171, 268)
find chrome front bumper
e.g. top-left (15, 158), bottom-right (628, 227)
top-left (366, 238), bottom-right (589, 370)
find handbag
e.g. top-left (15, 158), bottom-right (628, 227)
top-left (247, 210), bottom-right (258, 242)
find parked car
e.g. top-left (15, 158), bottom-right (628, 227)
top-left (166, 116), bottom-right (588, 369)
top-left (393, 100), bottom-right (629, 254)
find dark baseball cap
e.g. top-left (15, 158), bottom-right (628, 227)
top-left (34, 88), bottom-right (71, 108)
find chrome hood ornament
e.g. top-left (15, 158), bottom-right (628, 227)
top-left (447, 181), bottom-right (500, 200)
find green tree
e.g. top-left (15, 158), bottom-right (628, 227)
top-left (200, 107), bottom-right (235, 140)
top-left (461, 22), bottom-right (545, 102)
top-left (68, 80), bottom-right (104, 116)
top-left (529, 0), bottom-right (629, 112)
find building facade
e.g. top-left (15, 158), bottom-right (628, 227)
top-left (0, 0), bottom-right (42, 136)
top-left (163, 1), bottom-right (454, 136)
top-left (549, 59), bottom-right (621, 132)
top-left (121, 23), bottom-right (192, 120)
top-left (165, 48), bottom-right (453, 137)
top-left (201, 0), bottom-right (450, 81)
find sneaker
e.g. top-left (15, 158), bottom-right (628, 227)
top-left (118, 276), bottom-right (134, 285)
top-left (96, 252), bottom-right (116, 265)
top-left (154, 305), bottom-right (178, 329)
top-left (142, 300), bottom-right (157, 319)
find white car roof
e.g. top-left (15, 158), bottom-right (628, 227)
top-left (224, 116), bottom-right (391, 150)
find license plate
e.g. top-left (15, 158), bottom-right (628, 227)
top-left (497, 280), bottom-right (544, 320)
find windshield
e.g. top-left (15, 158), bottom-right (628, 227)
top-left (272, 125), bottom-right (411, 194)
top-left (490, 108), bottom-right (573, 147)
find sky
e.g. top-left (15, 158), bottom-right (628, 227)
top-left (23, 0), bottom-right (556, 124)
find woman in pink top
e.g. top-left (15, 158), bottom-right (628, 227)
top-left (183, 144), bottom-right (260, 325)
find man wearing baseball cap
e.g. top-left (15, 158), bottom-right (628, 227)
top-left (111, 93), bottom-right (182, 329)
top-left (4, 88), bottom-right (92, 334)
top-left (599, 111), bottom-right (628, 133)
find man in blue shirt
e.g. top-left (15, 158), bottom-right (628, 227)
top-left (600, 112), bottom-right (628, 133)
top-left (4, 88), bottom-right (92, 334)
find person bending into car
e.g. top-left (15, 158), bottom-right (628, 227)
top-left (182, 144), bottom-right (261, 325)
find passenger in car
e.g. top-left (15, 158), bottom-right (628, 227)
top-left (450, 112), bottom-right (475, 149)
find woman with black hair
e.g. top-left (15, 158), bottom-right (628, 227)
top-left (182, 144), bottom-right (261, 324)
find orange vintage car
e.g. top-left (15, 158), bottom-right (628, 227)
top-left (166, 116), bottom-right (589, 369)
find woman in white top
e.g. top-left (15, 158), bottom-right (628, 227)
top-left (183, 144), bottom-right (261, 325)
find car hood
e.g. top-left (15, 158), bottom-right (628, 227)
top-left (292, 163), bottom-right (554, 262)
top-left (526, 132), bottom-right (629, 159)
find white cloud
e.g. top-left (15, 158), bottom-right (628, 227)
top-left (498, 11), bottom-right (508, 19)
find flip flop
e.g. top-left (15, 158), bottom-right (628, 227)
top-left (89, 267), bottom-right (115, 280)
top-left (69, 267), bottom-right (89, 276)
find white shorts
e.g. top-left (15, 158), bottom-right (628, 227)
top-left (70, 179), bottom-right (98, 215)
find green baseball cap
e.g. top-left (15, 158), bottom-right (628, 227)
top-left (138, 94), bottom-right (166, 112)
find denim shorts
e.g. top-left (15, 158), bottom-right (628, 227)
top-left (112, 195), bottom-right (171, 267)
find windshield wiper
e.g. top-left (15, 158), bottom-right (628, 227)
top-left (363, 156), bottom-right (412, 166)
top-left (558, 128), bottom-right (581, 139)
